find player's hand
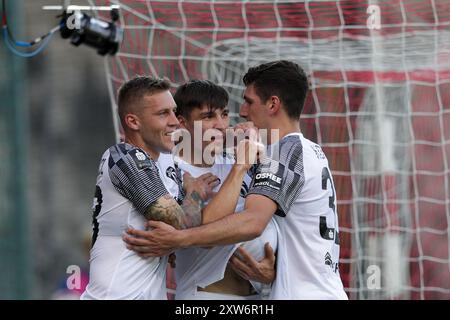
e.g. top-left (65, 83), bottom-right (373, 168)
top-left (183, 172), bottom-right (220, 202)
top-left (228, 121), bottom-right (259, 152)
top-left (235, 138), bottom-right (265, 171)
top-left (229, 242), bottom-right (276, 284)
top-left (233, 121), bottom-right (259, 138)
top-left (123, 221), bottom-right (181, 257)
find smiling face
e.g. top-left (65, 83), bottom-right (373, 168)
top-left (137, 91), bottom-right (179, 154)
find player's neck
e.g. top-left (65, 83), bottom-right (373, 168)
top-left (267, 119), bottom-right (300, 144)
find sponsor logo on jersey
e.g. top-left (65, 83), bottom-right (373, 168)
top-left (255, 172), bottom-right (282, 183)
top-left (253, 162), bottom-right (284, 190)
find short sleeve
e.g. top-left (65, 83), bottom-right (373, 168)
top-left (108, 144), bottom-right (170, 215)
top-left (246, 136), bottom-right (305, 217)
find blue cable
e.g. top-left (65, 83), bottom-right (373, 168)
top-left (2, 25), bottom-right (54, 58)
top-left (14, 40), bottom-right (32, 47)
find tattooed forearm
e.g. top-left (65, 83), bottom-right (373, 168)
top-left (144, 194), bottom-right (184, 230)
top-left (144, 192), bottom-right (204, 230)
top-left (179, 191), bottom-right (204, 228)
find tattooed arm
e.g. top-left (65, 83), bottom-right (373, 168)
top-left (179, 190), bottom-right (204, 228)
top-left (144, 173), bottom-right (219, 230)
top-left (108, 146), bottom-right (218, 238)
top-left (143, 192), bottom-right (204, 230)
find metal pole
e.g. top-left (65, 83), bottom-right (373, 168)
top-left (0, 0), bottom-right (30, 299)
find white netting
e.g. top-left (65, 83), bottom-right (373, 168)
top-left (95, 0), bottom-right (450, 299)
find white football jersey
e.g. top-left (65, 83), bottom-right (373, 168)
top-left (81, 144), bottom-right (182, 300)
top-left (173, 154), bottom-right (279, 300)
top-left (247, 133), bottom-right (348, 300)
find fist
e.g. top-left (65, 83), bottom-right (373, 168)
top-left (235, 139), bottom-right (265, 170)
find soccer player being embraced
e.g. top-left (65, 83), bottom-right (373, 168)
top-left (124, 61), bottom-right (348, 300)
top-left (167, 80), bottom-right (279, 299)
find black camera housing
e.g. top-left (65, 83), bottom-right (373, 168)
top-left (60, 9), bottom-right (123, 56)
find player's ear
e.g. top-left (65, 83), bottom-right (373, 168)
top-left (268, 96), bottom-right (281, 116)
top-left (177, 115), bottom-right (188, 129)
top-left (124, 113), bottom-right (140, 131)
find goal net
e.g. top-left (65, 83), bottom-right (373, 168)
top-left (97, 0), bottom-right (450, 299)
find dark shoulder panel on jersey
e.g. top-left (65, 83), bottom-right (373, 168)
top-left (247, 135), bottom-right (305, 217)
top-left (108, 143), bottom-right (170, 215)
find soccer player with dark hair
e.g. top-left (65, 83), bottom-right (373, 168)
top-left (169, 79), bottom-right (278, 299)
